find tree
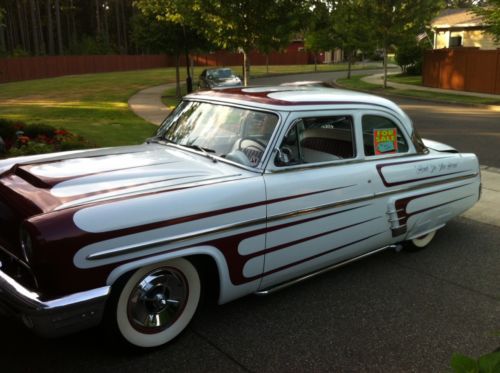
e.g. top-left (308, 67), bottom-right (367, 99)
top-left (473, 1), bottom-right (500, 41)
top-left (395, 35), bottom-right (426, 74)
top-left (366, 0), bottom-right (443, 88)
top-left (304, 1), bottom-right (334, 72)
top-left (330, 0), bottom-right (374, 79)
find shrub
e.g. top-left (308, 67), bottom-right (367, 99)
top-left (23, 123), bottom-right (56, 139)
top-left (0, 119), bottom-right (93, 158)
top-left (395, 38), bottom-right (426, 76)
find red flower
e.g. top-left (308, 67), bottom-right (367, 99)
top-left (18, 136), bottom-right (30, 145)
top-left (55, 129), bottom-right (69, 136)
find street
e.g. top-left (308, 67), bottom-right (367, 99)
top-left (2, 70), bottom-right (500, 372)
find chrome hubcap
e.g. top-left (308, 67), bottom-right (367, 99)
top-left (127, 268), bottom-right (188, 333)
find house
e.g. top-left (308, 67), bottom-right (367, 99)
top-left (431, 8), bottom-right (500, 50)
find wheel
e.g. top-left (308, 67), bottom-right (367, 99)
top-left (405, 230), bottom-right (437, 251)
top-left (237, 137), bottom-right (267, 152)
top-left (115, 258), bottom-right (201, 348)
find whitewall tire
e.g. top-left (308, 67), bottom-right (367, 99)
top-left (115, 258), bottom-right (201, 348)
top-left (407, 230), bottom-right (437, 251)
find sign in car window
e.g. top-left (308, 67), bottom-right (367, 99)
top-left (373, 128), bottom-right (398, 155)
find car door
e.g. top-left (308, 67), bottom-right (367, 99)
top-left (259, 110), bottom-right (390, 290)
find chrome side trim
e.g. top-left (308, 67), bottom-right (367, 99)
top-left (255, 245), bottom-right (396, 295)
top-left (86, 172), bottom-right (478, 262)
top-left (86, 217), bottom-right (268, 261)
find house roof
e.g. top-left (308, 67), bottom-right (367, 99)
top-left (431, 8), bottom-right (485, 29)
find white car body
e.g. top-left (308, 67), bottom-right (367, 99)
top-left (0, 86), bottom-right (481, 347)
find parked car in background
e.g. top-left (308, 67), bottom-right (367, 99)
top-left (0, 86), bottom-right (480, 348)
top-left (198, 67), bottom-right (242, 89)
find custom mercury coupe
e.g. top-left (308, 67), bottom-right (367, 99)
top-left (0, 86), bottom-right (480, 348)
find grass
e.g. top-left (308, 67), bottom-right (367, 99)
top-left (0, 63), bottom-right (383, 148)
top-left (387, 74), bottom-right (422, 86)
top-left (336, 74), bottom-right (500, 106)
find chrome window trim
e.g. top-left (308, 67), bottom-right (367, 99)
top-left (161, 98), bottom-right (287, 172)
top-left (264, 109), bottom-right (364, 172)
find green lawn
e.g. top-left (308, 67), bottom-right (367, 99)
top-left (387, 74), bottom-right (422, 86)
top-left (0, 63), bottom-right (383, 148)
top-left (336, 74), bottom-right (500, 106)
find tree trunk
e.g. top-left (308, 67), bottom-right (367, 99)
top-left (46, 0), bottom-right (54, 54)
top-left (383, 45), bottom-right (388, 89)
top-left (115, 0), bottom-right (122, 53)
top-left (70, 0), bottom-right (77, 48)
top-left (266, 54), bottom-right (269, 74)
top-left (0, 20), bottom-right (6, 53)
top-left (35, 0), bottom-right (45, 54)
top-left (103, 3), bottom-right (109, 46)
top-left (95, 0), bottom-right (101, 37)
top-left (16, 1), bottom-right (27, 51)
top-left (175, 52), bottom-right (181, 98)
top-left (29, 0), bottom-right (39, 55)
top-left (119, 0), bottom-right (127, 53)
top-left (314, 53), bottom-right (317, 72)
top-left (242, 49), bottom-right (250, 86)
top-left (347, 54), bottom-right (352, 79)
top-left (55, 0), bottom-right (62, 54)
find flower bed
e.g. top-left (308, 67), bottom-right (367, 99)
top-left (0, 119), bottom-right (92, 158)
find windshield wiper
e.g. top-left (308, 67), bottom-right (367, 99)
top-left (146, 136), bottom-right (176, 145)
top-left (183, 144), bottom-right (218, 163)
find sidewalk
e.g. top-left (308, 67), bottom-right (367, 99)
top-left (129, 83), bottom-right (176, 125)
top-left (128, 79), bottom-right (500, 228)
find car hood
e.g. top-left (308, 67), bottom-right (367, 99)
top-left (212, 76), bottom-right (242, 86)
top-left (0, 144), bottom-right (249, 213)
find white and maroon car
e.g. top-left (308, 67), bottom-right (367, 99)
top-left (0, 86), bottom-right (481, 348)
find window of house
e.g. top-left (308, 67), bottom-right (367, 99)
top-left (450, 35), bottom-right (462, 47)
top-left (362, 115), bottom-right (409, 156)
top-left (275, 115), bottom-right (355, 166)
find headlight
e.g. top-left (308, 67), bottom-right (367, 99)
top-left (19, 227), bottom-right (33, 263)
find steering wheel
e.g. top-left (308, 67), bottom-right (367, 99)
top-left (237, 137), bottom-right (266, 152)
top-left (235, 137), bottom-right (266, 166)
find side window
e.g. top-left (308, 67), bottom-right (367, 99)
top-left (276, 116), bottom-right (355, 166)
top-left (362, 115), bottom-right (409, 156)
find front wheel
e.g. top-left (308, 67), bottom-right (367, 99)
top-left (115, 258), bottom-right (201, 348)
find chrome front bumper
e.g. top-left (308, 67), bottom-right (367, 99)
top-left (0, 268), bottom-right (110, 337)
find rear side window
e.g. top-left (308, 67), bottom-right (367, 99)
top-left (362, 115), bottom-right (409, 156)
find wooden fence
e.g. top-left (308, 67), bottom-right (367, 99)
top-left (423, 48), bottom-right (500, 95)
top-left (0, 50), bottom-right (311, 83)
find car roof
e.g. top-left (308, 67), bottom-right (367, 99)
top-left (186, 86), bottom-right (413, 133)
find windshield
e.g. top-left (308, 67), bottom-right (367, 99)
top-left (210, 69), bottom-right (232, 79)
top-left (157, 101), bottom-right (279, 167)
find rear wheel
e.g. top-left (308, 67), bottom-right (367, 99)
top-left (115, 258), bottom-right (200, 348)
top-left (405, 230), bottom-right (437, 251)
